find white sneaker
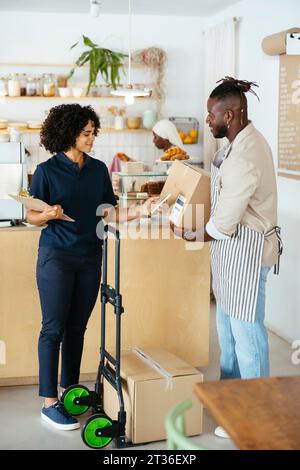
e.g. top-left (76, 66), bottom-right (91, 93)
top-left (214, 426), bottom-right (230, 438)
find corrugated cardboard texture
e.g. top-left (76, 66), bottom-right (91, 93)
top-left (103, 348), bottom-right (203, 444)
top-left (160, 160), bottom-right (211, 230)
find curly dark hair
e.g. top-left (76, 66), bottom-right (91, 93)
top-left (40, 104), bottom-right (100, 153)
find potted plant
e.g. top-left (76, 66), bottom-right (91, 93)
top-left (68, 35), bottom-right (128, 95)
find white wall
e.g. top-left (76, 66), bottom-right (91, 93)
top-left (207, 0), bottom-right (300, 342)
top-left (0, 11), bottom-right (205, 132)
top-left (0, 11), bottom-right (205, 163)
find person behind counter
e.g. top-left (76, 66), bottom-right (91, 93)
top-left (27, 104), bottom-right (158, 431)
top-left (152, 119), bottom-right (188, 160)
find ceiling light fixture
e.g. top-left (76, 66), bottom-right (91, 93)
top-left (90, 0), bottom-right (101, 18)
top-left (110, 0), bottom-right (151, 105)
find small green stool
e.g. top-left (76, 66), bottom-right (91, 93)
top-left (165, 400), bottom-right (207, 450)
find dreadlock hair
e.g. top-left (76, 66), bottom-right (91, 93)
top-left (210, 76), bottom-right (260, 102)
top-left (210, 77), bottom-right (259, 126)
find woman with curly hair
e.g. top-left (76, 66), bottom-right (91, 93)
top-left (27, 104), bottom-right (157, 431)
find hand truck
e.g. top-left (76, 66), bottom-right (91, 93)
top-left (61, 225), bottom-right (126, 449)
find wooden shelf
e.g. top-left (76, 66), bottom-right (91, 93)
top-left (0, 62), bottom-right (153, 69)
top-left (0, 95), bottom-right (152, 100)
top-left (0, 127), bottom-right (151, 134)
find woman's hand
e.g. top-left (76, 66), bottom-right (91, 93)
top-left (42, 204), bottom-right (64, 221)
top-left (141, 196), bottom-right (160, 217)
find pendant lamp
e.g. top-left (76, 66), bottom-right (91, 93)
top-left (110, 0), bottom-right (151, 104)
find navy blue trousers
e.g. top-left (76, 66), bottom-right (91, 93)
top-left (36, 247), bottom-right (102, 397)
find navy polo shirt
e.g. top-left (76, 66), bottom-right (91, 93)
top-left (29, 152), bottom-right (117, 256)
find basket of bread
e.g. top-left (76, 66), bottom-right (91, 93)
top-left (160, 146), bottom-right (189, 161)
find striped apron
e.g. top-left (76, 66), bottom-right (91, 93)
top-left (210, 146), bottom-right (282, 323)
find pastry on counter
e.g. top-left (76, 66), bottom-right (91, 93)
top-left (140, 180), bottom-right (165, 195)
top-left (160, 146), bottom-right (189, 161)
top-left (116, 152), bottom-right (131, 162)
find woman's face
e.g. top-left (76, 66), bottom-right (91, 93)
top-left (74, 120), bottom-right (96, 153)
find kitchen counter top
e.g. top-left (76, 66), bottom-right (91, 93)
top-left (0, 224), bottom-right (43, 232)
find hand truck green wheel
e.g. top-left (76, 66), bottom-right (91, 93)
top-left (61, 384), bottom-right (91, 416)
top-left (81, 414), bottom-right (113, 449)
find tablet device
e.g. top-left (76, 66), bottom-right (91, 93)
top-left (150, 193), bottom-right (171, 215)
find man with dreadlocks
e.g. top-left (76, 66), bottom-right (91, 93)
top-left (171, 77), bottom-right (282, 438)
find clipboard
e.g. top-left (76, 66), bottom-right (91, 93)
top-left (9, 194), bottom-right (75, 223)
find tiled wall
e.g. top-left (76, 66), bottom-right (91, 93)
top-left (22, 130), bottom-right (162, 174)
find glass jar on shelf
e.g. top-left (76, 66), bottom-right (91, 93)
top-left (0, 77), bottom-right (8, 97)
top-left (19, 73), bottom-right (27, 96)
top-left (35, 76), bottom-right (42, 96)
top-left (8, 73), bottom-right (21, 97)
top-left (88, 85), bottom-right (98, 97)
top-left (26, 76), bottom-right (37, 96)
top-left (99, 84), bottom-right (111, 97)
top-left (42, 73), bottom-right (56, 97)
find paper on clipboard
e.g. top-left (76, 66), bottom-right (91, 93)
top-left (8, 194), bottom-right (75, 222)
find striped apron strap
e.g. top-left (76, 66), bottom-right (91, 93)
top-left (265, 226), bottom-right (283, 275)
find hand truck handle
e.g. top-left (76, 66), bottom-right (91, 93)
top-left (103, 225), bottom-right (121, 294)
top-left (104, 224), bottom-right (120, 240)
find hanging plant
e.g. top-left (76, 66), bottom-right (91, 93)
top-left (68, 35), bottom-right (128, 94)
top-left (132, 47), bottom-right (167, 115)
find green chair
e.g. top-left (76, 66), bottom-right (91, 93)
top-left (165, 400), bottom-right (207, 450)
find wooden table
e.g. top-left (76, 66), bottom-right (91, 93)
top-left (194, 376), bottom-right (300, 450)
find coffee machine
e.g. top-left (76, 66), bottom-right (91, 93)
top-left (0, 142), bottom-right (28, 225)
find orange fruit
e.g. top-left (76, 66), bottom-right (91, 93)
top-left (178, 130), bottom-right (186, 141)
top-left (189, 129), bottom-right (198, 138)
top-left (183, 136), bottom-right (193, 144)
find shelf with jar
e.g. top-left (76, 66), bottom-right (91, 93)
top-left (0, 127), bottom-right (152, 136)
top-left (0, 108), bottom-right (158, 134)
top-left (0, 79), bottom-right (153, 100)
top-left (0, 70), bottom-right (154, 100)
top-left (0, 95), bottom-right (153, 100)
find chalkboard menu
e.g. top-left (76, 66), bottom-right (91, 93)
top-left (278, 55), bottom-right (300, 179)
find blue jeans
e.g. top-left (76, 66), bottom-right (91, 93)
top-left (216, 266), bottom-right (270, 379)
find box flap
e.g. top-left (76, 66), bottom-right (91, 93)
top-left (160, 160), bottom-right (210, 206)
top-left (120, 348), bottom-right (200, 383)
top-left (182, 160), bottom-right (210, 177)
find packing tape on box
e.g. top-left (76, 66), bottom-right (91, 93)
top-left (132, 347), bottom-right (173, 391)
top-left (262, 27), bottom-right (300, 55)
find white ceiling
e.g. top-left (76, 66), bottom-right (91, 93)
top-left (0, 0), bottom-right (241, 17)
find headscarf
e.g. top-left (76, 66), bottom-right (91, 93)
top-left (152, 119), bottom-right (183, 148)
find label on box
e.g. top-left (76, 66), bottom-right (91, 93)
top-left (169, 194), bottom-right (186, 225)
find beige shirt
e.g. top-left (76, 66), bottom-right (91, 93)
top-left (214, 122), bottom-right (278, 267)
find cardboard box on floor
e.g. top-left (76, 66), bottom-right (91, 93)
top-left (103, 348), bottom-right (203, 444)
top-left (160, 160), bottom-right (211, 230)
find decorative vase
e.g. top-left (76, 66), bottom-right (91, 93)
top-left (114, 116), bottom-right (125, 130)
top-left (127, 116), bottom-right (141, 129)
top-left (142, 110), bottom-right (157, 129)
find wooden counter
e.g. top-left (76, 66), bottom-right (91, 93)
top-left (0, 225), bottom-right (210, 385)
